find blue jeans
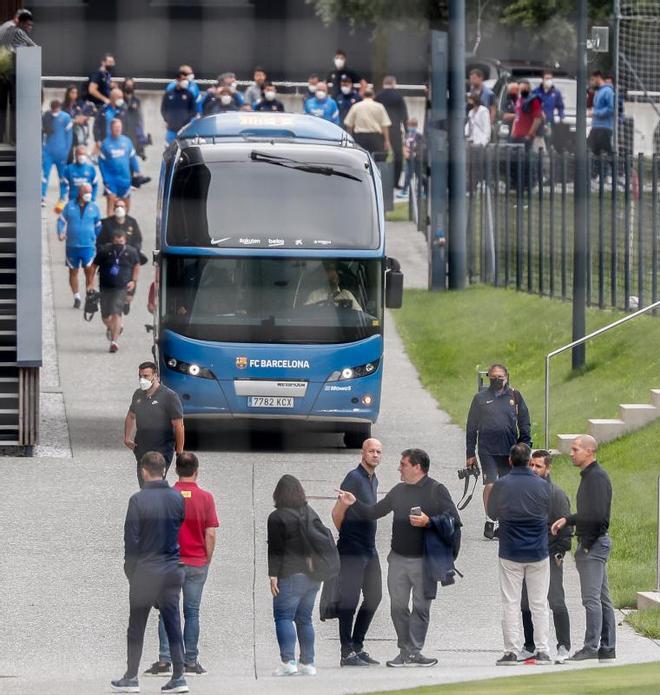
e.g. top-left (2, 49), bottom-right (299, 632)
top-left (272, 573), bottom-right (320, 664)
top-left (158, 564), bottom-right (209, 664)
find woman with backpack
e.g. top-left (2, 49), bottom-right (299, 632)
top-left (267, 475), bottom-right (326, 677)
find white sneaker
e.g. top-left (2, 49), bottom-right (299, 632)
top-left (298, 663), bottom-right (317, 676)
top-left (555, 645), bottom-right (570, 664)
top-left (273, 660), bottom-right (298, 676)
top-left (518, 648), bottom-right (535, 662)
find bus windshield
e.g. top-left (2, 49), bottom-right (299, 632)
top-left (165, 158), bottom-right (379, 250)
top-left (162, 256), bottom-right (383, 344)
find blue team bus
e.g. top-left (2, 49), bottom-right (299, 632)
top-left (152, 112), bottom-right (403, 448)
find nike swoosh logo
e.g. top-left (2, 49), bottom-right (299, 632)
top-left (210, 237), bottom-right (231, 245)
top-left (486, 400), bottom-right (494, 404)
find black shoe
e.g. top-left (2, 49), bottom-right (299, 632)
top-left (404, 652), bottom-right (438, 667)
top-left (110, 675), bottom-right (140, 692)
top-left (598, 647), bottom-right (616, 663)
top-left (184, 661), bottom-right (207, 676)
top-left (356, 651), bottom-right (380, 665)
top-left (568, 647), bottom-right (599, 662)
top-left (484, 520), bottom-right (495, 540)
top-left (143, 661), bottom-right (172, 677)
top-left (341, 652), bottom-right (369, 667)
top-left (533, 651), bottom-right (551, 665)
top-left (73, 297), bottom-right (81, 309)
top-left (385, 653), bottom-right (407, 668)
top-left (496, 652), bottom-right (519, 666)
top-left (161, 676), bottom-right (189, 693)
top-left (123, 302), bottom-right (131, 315)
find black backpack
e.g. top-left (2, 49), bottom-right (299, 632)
top-left (289, 505), bottom-right (340, 582)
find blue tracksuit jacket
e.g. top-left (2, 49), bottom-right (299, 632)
top-left (56, 200), bottom-right (102, 248)
top-left (592, 83), bottom-right (614, 130)
top-left (99, 135), bottom-right (139, 196)
top-left (63, 161), bottom-right (98, 201)
top-left (304, 95), bottom-right (340, 124)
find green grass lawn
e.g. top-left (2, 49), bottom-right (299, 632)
top-left (393, 285), bottom-right (660, 631)
top-left (363, 661), bottom-right (660, 695)
top-left (385, 201), bottom-right (410, 222)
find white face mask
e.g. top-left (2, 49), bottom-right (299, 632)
top-left (264, 91), bottom-right (276, 101)
top-left (230, 81), bottom-right (238, 93)
top-left (308, 83), bottom-right (316, 93)
top-left (139, 377), bottom-right (153, 391)
top-left (115, 207), bottom-right (127, 220)
top-left (334, 57), bottom-right (345, 69)
top-left (179, 79), bottom-right (189, 90)
top-left (77, 155), bottom-right (88, 164)
top-left (340, 85), bottom-right (352, 95)
top-left (115, 98), bottom-right (125, 108)
top-left (316, 90), bottom-right (327, 100)
top-left (82, 192), bottom-right (92, 202)
top-left (220, 94), bottom-right (232, 106)
top-left (188, 73), bottom-right (195, 81)
top-left (543, 79), bottom-right (553, 90)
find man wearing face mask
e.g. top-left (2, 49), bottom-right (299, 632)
top-left (533, 71), bottom-right (565, 132)
top-left (465, 363), bottom-right (532, 540)
top-left (124, 361), bottom-right (185, 487)
top-left (93, 88), bottom-right (128, 149)
top-left (86, 53), bottom-right (115, 107)
top-left (327, 50), bottom-right (366, 98)
top-left (42, 99), bottom-right (73, 209)
top-left (161, 71), bottom-right (197, 144)
top-left (303, 81), bottom-right (340, 125)
top-left (64, 145), bottom-right (98, 202)
top-left (122, 78), bottom-right (150, 160)
top-left (303, 73), bottom-right (320, 107)
top-left (166, 64), bottom-right (201, 114)
top-left (244, 66), bottom-right (268, 108)
top-left (56, 182), bottom-right (102, 309)
top-left (98, 118), bottom-right (141, 215)
top-left (254, 82), bottom-right (285, 112)
top-left (201, 86), bottom-right (239, 116)
top-left (217, 72), bottom-right (244, 108)
top-left (510, 80), bottom-right (543, 147)
top-left (336, 76), bottom-right (362, 127)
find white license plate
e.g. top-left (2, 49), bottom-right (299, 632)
top-left (248, 396), bottom-right (295, 408)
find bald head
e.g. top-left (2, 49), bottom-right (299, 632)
top-left (570, 435), bottom-right (598, 469)
top-left (361, 438), bottom-right (383, 472)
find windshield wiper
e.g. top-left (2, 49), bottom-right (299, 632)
top-left (250, 150), bottom-right (362, 182)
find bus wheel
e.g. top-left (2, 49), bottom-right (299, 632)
top-left (344, 425), bottom-right (371, 449)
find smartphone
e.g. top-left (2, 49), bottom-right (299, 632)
top-left (410, 506), bottom-right (422, 516)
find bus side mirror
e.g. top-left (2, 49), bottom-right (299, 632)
top-left (385, 257), bottom-right (404, 309)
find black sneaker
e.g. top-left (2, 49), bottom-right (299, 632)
top-left (110, 675), bottom-right (140, 692)
top-left (161, 676), bottom-right (189, 693)
top-left (404, 653), bottom-right (438, 667)
top-left (496, 652), bottom-right (519, 666)
top-left (356, 651), bottom-right (380, 665)
top-left (341, 652), bottom-right (369, 667)
top-left (73, 297), bottom-right (81, 309)
top-left (123, 302), bottom-right (131, 315)
top-left (568, 647), bottom-right (599, 662)
top-left (484, 521), bottom-right (495, 540)
top-left (385, 653), bottom-right (407, 668)
top-left (598, 647), bottom-right (616, 663)
top-left (533, 651), bottom-right (551, 665)
top-left (184, 661), bottom-right (207, 675)
top-left (143, 661), bottom-right (172, 677)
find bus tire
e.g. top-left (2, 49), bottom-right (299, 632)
top-left (343, 424), bottom-right (371, 449)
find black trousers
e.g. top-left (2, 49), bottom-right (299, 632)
top-left (134, 446), bottom-right (174, 488)
top-left (337, 552), bottom-right (382, 657)
top-left (127, 566), bottom-right (185, 679)
top-left (587, 127), bottom-right (613, 158)
top-left (521, 557), bottom-right (571, 651)
top-left (390, 131), bottom-right (403, 187)
top-left (354, 132), bottom-right (386, 161)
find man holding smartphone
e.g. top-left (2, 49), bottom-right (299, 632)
top-left (336, 449), bottom-right (460, 668)
top-left (520, 450), bottom-right (572, 664)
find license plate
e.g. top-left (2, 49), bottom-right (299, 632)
top-left (248, 396), bottom-right (294, 408)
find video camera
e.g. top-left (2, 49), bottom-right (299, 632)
top-left (456, 463), bottom-right (480, 510)
top-left (83, 289), bottom-right (101, 322)
top-left (457, 465), bottom-right (480, 481)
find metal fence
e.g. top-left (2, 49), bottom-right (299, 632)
top-left (464, 145), bottom-right (659, 311)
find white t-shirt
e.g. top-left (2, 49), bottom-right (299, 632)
top-left (465, 105), bottom-right (492, 146)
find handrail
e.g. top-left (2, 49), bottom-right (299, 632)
top-left (544, 298), bottom-right (660, 448)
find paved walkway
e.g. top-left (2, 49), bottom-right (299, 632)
top-left (0, 119), bottom-right (658, 694)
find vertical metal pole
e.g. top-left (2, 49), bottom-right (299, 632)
top-left (493, 146), bottom-right (500, 286)
top-left (505, 147), bottom-right (511, 286)
top-left (538, 152), bottom-right (544, 295)
top-left (611, 154), bottom-right (619, 307)
top-left (527, 148), bottom-right (533, 293)
top-left (624, 153), bottom-right (631, 310)
top-left (653, 155), bottom-right (658, 307)
top-left (586, 151), bottom-right (593, 307)
top-left (545, 355), bottom-right (551, 450)
top-left (638, 153), bottom-right (644, 307)
top-left (550, 151), bottom-right (556, 296)
top-left (598, 156), bottom-right (606, 309)
top-left (572, 0), bottom-right (588, 369)
top-left (516, 148), bottom-right (524, 290)
top-left (561, 153), bottom-right (568, 299)
top-left (613, 0), bottom-right (621, 154)
top-left (447, 0), bottom-right (467, 289)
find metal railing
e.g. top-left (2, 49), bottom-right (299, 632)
top-left (544, 297), bottom-right (660, 449)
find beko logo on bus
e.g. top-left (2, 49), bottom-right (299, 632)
top-left (235, 356), bottom-right (310, 369)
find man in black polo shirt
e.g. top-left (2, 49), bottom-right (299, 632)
top-left (124, 361), bottom-right (185, 487)
top-left (111, 452), bottom-right (188, 694)
top-left (552, 435), bottom-right (615, 663)
top-left (337, 448), bottom-right (460, 668)
top-left (331, 438), bottom-right (383, 667)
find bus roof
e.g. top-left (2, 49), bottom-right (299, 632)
top-left (178, 112), bottom-right (352, 144)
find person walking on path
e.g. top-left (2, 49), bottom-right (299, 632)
top-left (551, 435), bottom-right (616, 663)
top-left (124, 361), bottom-right (184, 487)
top-left (331, 438), bottom-right (383, 667)
top-left (42, 99), bottom-right (72, 209)
top-left (520, 449), bottom-right (572, 664)
top-left (466, 363), bottom-right (531, 539)
top-left (336, 448), bottom-right (460, 668)
top-left (63, 145), bottom-right (98, 201)
top-left (56, 182), bottom-right (101, 309)
top-left (375, 76), bottom-right (408, 186)
top-left (343, 89), bottom-right (392, 161)
top-left (144, 452), bottom-right (219, 678)
top-left (111, 451), bottom-right (189, 695)
top-left (98, 118), bottom-right (141, 215)
top-left (487, 443), bottom-right (552, 666)
top-left (268, 475), bottom-right (323, 677)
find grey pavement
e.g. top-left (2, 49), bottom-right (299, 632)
top-left (1, 116), bottom-right (658, 695)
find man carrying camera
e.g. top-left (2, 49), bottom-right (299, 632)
top-left (521, 450), bottom-right (572, 664)
top-left (466, 363), bottom-right (531, 539)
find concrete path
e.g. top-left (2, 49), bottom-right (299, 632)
top-left (0, 119), bottom-right (658, 695)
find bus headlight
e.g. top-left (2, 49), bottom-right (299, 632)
top-left (327, 359), bottom-right (380, 382)
top-left (164, 355), bottom-right (215, 380)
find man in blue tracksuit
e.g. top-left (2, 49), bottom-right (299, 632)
top-left (56, 182), bottom-right (101, 309)
top-left (336, 77), bottom-right (362, 127)
top-left (588, 71), bottom-right (614, 160)
top-left (166, 65), bottom-right (202, 114)
top-left (99, 118), bottom-right (140, 215)
top-left (466, 363), bottom-right (531, 539)
top-left (533, 71), bottom-right (565, 148)
top-left (93, 88), bottom-right (128, 147)
top-left (42, 100), bottom-right (73, 205)
top-left (161, 72), bottom-right (197, 144)
top-left (304, 82), bottom-right (340, 125)
top-left (64, 145), bottom-right (98, 201)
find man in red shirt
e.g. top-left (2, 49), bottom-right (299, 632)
top-left (143, 452), bottom-right (219, 678)
top-left (511, 79), bottom-right (544, 146)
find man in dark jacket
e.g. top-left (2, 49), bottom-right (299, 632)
top-left (337, 448), bottom-right (460, 669)
top-left (375, 76), bottom-right (408, 187)
top-left (111, 451), bottom-right (188, 694)
top-left (161, 71), bottom-right (197, 144)
top-left (466, 363), bottom-right (531, 539)
top-left (521, 450), bottom-right (572, 663)
top-left (552, 435), bottom-right (615, 663)
top-left (488, 443), bottom-right (551, 666)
